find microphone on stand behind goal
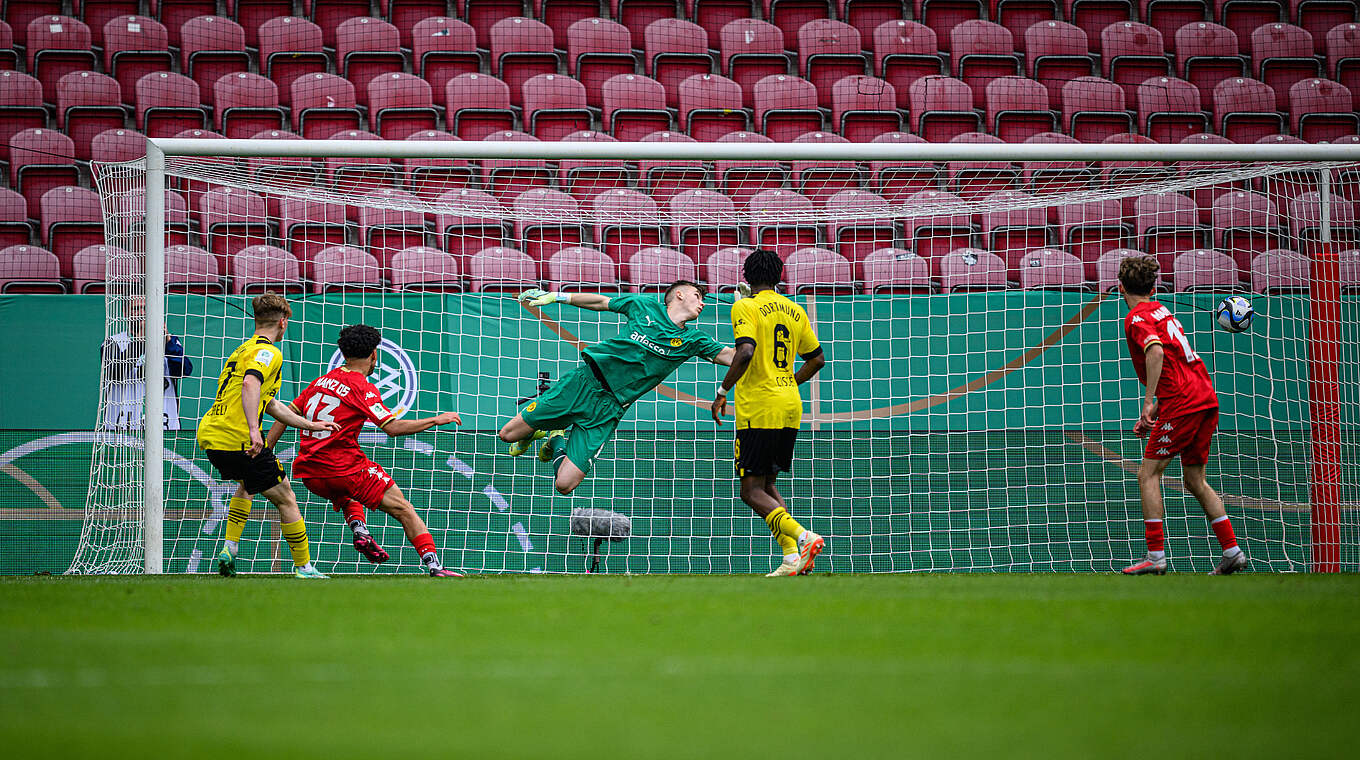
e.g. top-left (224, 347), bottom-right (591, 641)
top-left (570, 508), bottom-right (631, 574)
top-left (517, 371), bottom-right (551, 405)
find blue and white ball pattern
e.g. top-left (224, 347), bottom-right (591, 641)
top-left (1215, 295), bottom-right (1254, 333)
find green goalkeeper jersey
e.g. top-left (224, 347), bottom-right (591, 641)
top-left (581, 293), bottom-right (724, 406)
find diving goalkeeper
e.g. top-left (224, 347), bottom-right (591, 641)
top-left (498, 281), bottom-right (735, 495)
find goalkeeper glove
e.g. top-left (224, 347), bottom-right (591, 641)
top-left (735, 282), bottom-right (751, 300)
top-left (517, 289), bottom-right (572, 307)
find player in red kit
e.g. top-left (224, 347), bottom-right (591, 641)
top-left (266, 325), bottom-right (464, 577)
top-left (1117, 256), bottom-right (1247, 576)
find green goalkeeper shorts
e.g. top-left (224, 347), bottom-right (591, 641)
top-left (519, 364), bottom-right (626, 474)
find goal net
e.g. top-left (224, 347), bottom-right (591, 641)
top-left (73, 137), bottom-right (1360, 574)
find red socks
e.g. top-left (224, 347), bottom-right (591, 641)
top-left (1144, 519), bottom-right (1165, 552)
top-left (1211, 515), bottom-right (1239, 551)
top-left (342, 500), bottom-right (366, 526)
top-left (413, 532), bottom-right (436, 557)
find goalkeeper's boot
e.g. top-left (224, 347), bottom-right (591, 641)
top-left (429, 567), bottom-right (464, 578)
top-left (794, 532), bottom-right (825, 575)
top-left (765, 559), bottom-right (800, 577)
top-left (294, 564), bottom-right (329, 579)
top-left (539, 430), bottom-right (566, 463)
top-left (1121, 554), bottom-right (1168, 575)
top-left (216, 546), bottom-right (237, 578)
top-left (508, 429), bottom-right (546, 457)
top-left (352, 533), bottom-right (389, 564)
top-left (1209, 550), bottom-right (1248, 575)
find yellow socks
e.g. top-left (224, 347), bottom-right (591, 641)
top-left (280, 518), bottom-right (312, 568)
top-left (224, 496), bottom-right (252, 547)
top-left (764, 508), bottom-right (805, 557)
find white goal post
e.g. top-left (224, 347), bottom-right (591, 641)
top-left (77, 137), bottom-right (1360, 575)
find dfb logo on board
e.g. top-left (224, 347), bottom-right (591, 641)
top-left (327, 337), bottom-right (418, 423)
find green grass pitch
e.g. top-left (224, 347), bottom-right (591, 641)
top-left (2, 574), bottom-right (1357, 759)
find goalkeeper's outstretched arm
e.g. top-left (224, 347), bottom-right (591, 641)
top-left (517, 289), bottom-right (612, 312)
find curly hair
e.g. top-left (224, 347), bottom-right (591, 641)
top-left (251, 291), bottom-right (292, 326)
top-left (743, 249), bottom-right (783, 288)
top-left (337, 324), bottom-right (382, 360)
top-left (663, 279), bottom-right (708, 304)
top-left (1117, 256), bottom-right (1160, 296)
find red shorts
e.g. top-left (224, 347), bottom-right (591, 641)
top-left (300, 461), bottom-right (393, 512)
top-left (1144, 407), bottom-right (1218, 466)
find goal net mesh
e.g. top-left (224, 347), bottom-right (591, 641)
top-left (74, 140), bottom-right (1360, 574)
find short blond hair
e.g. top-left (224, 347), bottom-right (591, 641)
top-left (251, 291), bottom-right (292, 326)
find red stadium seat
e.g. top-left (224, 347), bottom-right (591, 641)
top-left (257, 17), bottom-right (329, 108)
top-left (1102, 21), bottom-right (1172, 104)
top-left (679, 74), bottom-right (751, 141)
top-left (714, 131), bottom-right (790, 208)
top-left (291, 74), bottom-right (362, 140)
top-left (26, 16), bottom-right (97, 104)
top-left (1068, 0), bottom-right (1135, 52)
top-left (435, 188), bottom-right (510, 264)
top-left (9, 129), bottom-right (78, 219)
top-left (985, 76), bottom-right (1056, 142)
top-left (1293, 0), bottom-right (1357, 53)
top-left (668, 189), bottom-right (741, 266)
top-left (981, 190), bottom-right (1050, 272)
top-left (946, 132), bottom-right (1019, 200)
top-left (481, 130), bottom-right (553, 202)
top-left (231, 244), bottom-right (302, 294)
top-left (1251, 247), bottom-right (1309, 292)
top-left (215, 72), bottom-right (285, 138)
top-left (722, 19), bottom-right (793, 109)
top-left (492, 17), bottom-right (561, 109)
top-left (1176, 22), bottom-right (1246, 110)
top-left (369, 73), bottom-right (438, 141)
top-left (769, 0), bottom-right (836, 50)
top-left (180, 16), bottom-right (249, 108)
top-left (200, 186), bottom-right (272, 275)
top-left (40, 186), bottom-right (103, 277)
top-left (324, 129), bottom-right (397, 194)
top-left (1022, 131), bottom-right (1093, 194)
top-left (1216, 0), bottom-right (1284, 53)
top-left (1135, 191), bottom-right (1205, 273)
top-left (74, 0), bottom-right (138, 47)
top-left (915, 0), bottom-right (986, 54)
top-left (164, 243), bottom-right (223, 293)
top-left (592, 189), bottom-right (667, 264)
top-left (905, 189), bottom-right (976, 266)
top-left (1143, 0), bottom-right (1210, 54)
top-left (951, 20), bottom-right (1022, 107)
top-left (638, 131), bottom-right (709, 207)
top-left (70, 243), bottom-right (130, 294)
top-left (413, 18), bottom-right (481, 109)
top-left (791, 131), bottom-right (863, 205)
top-left (90, 127), bottom-right (147, 165)
top-left (402, 130), bottom-right (477, 201)
top-left (0, 21), bottom-right (15, 70)
top-left (56, 72), bottom-right (126, 162)
top-left (0, 244), bottom-right (66, 293)
top-left (469, 245), bottom-right (537, 293)
top-left (940, 247), bottom-right (1008, 291)
top-left (993, 0), bottom-right (1058, 53)
top-left (523, 73), bottom-right (592, 141)
top-left (1290, 190), bottom-right (1359, 256)
top-left (135, 72), bottom-right (208, 138)
top-left (786, 246), bottom-right (856, 294)
top-left (602, 74), bottom-right (672, 140)
top-left (1327, 22), bottom-right (1360, 111)
top-left (614, 0), bottom-right (682, 49)
top-left (4, 0), bottom-right (62, 47)
top-left (875, 20), bottom-right (946, 110)
top-left (534, 0), bottom-right (601, 49)
top-left (1213, 189), bottom-right (1285, 272)
top-left (312, 245), bottom-right (383, 293)
top-left (626, 246), bottom-right (698, 291)
top-left (278, 196), bottom-right (350, 278)
top-left (150, 0), bottom-right (217, 48)
top-left (1138, 76), bottom-right (1210, 142)
top-left (825, 189), bottom-right (897, 266)
top-left (704, 245), bottom-right (754, 290)
top-left (755, 74), bottom-right (823, 141)
top-left (869, 132), bottom-right (939, 202)
top-left (230, 0), bottom-right (293, 47)
top-left (513, 188), bottom-right (586, 268)
top-left (547, 245), bottom-right (620, 291)
top-left (337, 18), bottom-right (406, 108)
top-left (446, 73), bottom-right (517, 140)
top-left (357, 188), bottom-right (428, 266)
top-left (1026, 20), bottom-right (1096, 108)
top-left (646, 19), bottom-right (717, 109)
top-left (1062, 76), bottom-right (1134, 142)
top-left (1019, 247), bottom-right (1088, 289)
top-left (390, 246), bottom-right (462, 291)
top-left (1059, 197), bottom-right (1129, 268)
top-left (1251, 22), bottom-right (1321, 109)
top-left (568, 18), bottom-right (639, 108)
top-left (559, 130), bottom-right (633, 201)
top-left (1212, 76), bottom-right (1284, 141)
top-left (303, 0), bottom-right (370, 48)
top-left (687, 0), bottom-right (757, 50)
top-left (862, 247), bottom-right (934, 293)
top-left (799, 19), bottom-right (870, 109)
top-left (1172, 248), bottom-right (1241, 291)
top-left (102, 16), bottom-right (174, 104)
top-left (0, 188), bottom-right (33, 248)
top-left (382, 0), bottom-right (452, 47)
top-left (747, 188), bottom-right (819, 258)
top-left (461, 0), bottom-right (525, 48)
top-left (909, 75), bottom-right (981, 141)
top-left (0, 71), bottom-right (47, 165)
top-left (1289, 78), bottom-right (1359, 141)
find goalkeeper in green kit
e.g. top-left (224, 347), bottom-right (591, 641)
top-left (498, 281), bottom-right (736, 495)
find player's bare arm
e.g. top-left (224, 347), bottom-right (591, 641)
top-left (711, 343), bottom-right (754, 424)
top-left (240, 373), bottom-right (266, 456)
top-left (1135, 344), bottom-right (1165, 437)
top-left (517, 289), bottom-right (612, 312)
top-left (380, 412), bottom-right (462, 436)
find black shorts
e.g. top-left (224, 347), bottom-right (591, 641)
top-left (204, 448), bottom-right (286, 495)
top-left (734, 427), bottom-right (798, 478)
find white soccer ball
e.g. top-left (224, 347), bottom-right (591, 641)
top-left (1215, 295), bottom-right (1254, 333)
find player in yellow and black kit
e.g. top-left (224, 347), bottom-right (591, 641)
top-left (710, 250), bottom-right (828, 576)
top-left (197, 292), bottom-right (339, 578)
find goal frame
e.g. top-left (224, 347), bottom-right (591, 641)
top-left (133, 137), bottom-right (1360, 574)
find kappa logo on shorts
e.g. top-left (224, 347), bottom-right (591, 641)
top-left (1158, 435), bottom-right (1171, 443)
top-left (525, 402), bottom-right (537, 412)
top-left (1156, 448), bottom-right (1170, 455)
top-left (670, 337), bottom-right (683, 347)
top-left (327, 337), bottom-right (418, 425)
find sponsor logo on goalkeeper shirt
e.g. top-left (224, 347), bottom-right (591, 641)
top-left (630, 331), bottom-right (673, 356)
top-left (326, 337), bottom-right (417, 424)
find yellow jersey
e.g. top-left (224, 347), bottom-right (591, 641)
top-left (730, 289), bottom-right (821, 429)
top-left (196, 335), bottom-right (285, 451)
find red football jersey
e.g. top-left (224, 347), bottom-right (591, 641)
top-left (290, 367), bottom-right (398, 479)
top-left (1124, 300), bottom-right (1218, 418)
